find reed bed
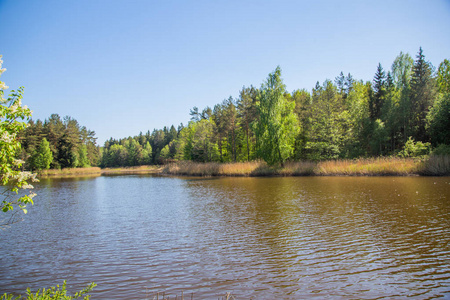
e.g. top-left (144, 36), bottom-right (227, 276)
top-left (163, 157), bottom-right (438, 177)
top-left (101, 165), bottom-right (161, 175)
top-left (218, 161), bottom-right (262, 176)
top-left (419, 155), bottom-right (450, 176)
top-left (279, 161), bottom-right (316, 176)
top-left (38, 156), bottom-right (450, 178)
top-left (316, 157), bottom-right (420, 176)
top-left (38, 167), bottom-right (102, 177)
top-left (163, 161), bottom-right (221, 176)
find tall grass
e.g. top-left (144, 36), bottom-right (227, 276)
top-left (101, 165), bottom-right (161, 175)
top-left (38, 156), bottom-right (450, 178)
top-left (419, 155), bottom-right (450, 176)
top-left (316, 157), bottom-right (420, 176)
top-left (38, 165), bottom-right (162, 177)
top-left (162, 161), bottom-right (221, 176)
top-left (38, 167), bottom-right (102, 177)
top-left (162, 157), bottom-right (435, 177)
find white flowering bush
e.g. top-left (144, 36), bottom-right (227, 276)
top-left (0, 55), bottom-right (37, 228)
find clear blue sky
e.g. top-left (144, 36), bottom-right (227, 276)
top-left (1, 0), bottom-right (449, 144)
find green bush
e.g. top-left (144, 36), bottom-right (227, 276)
top-left (1, 281), bottom-right (96, 300)
top-left (398, 137), bottom-right (431, 158)
top-left (432, 144), bottom-right (450, 156)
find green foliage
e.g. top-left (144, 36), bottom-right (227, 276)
top-left (432, 144), bottom-right (450, 156)
top-left (0, 55), bottom-right (37, 226)
top-left (370, 119), bottom-right (389, 156)
top-left (370, 63), bottom-right (386, 121)
top-left (30, 138), bottom-right (53, 170)
top-left (186, 119), bottom-right (219, 162)
top-left (431, 144), bottom-right (450, 156)
top-left (138, 141), bottom-right (153, 165)
top-left (410, 47), bottom-right (437, 142)
top-left (99, 48), bottom-right (444, 166)
top-left (159, 144), bottom-right (170, 159)
top-left (254, 66), bottom-right (299, 165)
top-left (398, 137), bottom-right (431, 158)
top-left (76, 145), bottom-right (90, 168)
top-left (0, 281), bottom-right (96, 300)
top-left (427, 92), bottom-right (450, 145)
top-left (437, 59), bottom-right (450, 94)
top-left (303, 79), bottom-right (348, 160)
top-left (237, 86), bottom-right (258, 161)
top-left (20, 114), bottom-right (99, 169)
top-left (57, 134), bottom-right (78, 168)
top-left (391, 51), bottom-right (414, 89)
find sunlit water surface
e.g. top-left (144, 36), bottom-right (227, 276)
top-left (1, 175), bottom-right (449, 299)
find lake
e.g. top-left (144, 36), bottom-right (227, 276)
top-left (1, 175), bottom-right (449, 299)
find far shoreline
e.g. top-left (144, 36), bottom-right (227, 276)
top-left (35, 156), bottom-right (450, 178)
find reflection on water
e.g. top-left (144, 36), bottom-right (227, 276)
top-left (1, 176), bottom-right (449, 299)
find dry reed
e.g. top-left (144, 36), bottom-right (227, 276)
top-left (279, 161), bottom-right (316, 176)
top-left (101, 165), bottom-right (161, 175)
top-left (316, 157), bottom-right (420, 176)
top-left (162, 157), bottom-right (434, 177)
top-left (38, 156), bottom-right (450, 178)
top-left (419, 155), bottom-right (450, 176)
top-left (38, 167), bottom-right (102, 177)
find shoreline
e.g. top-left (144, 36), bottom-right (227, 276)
top-left (35, 156), bottom-right (450, 178)
top-left (37, 166), bottom-right (162, 178)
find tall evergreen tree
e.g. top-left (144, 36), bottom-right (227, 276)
top-left (370, 63), bottom-right (386, 120)
top-left (410, 47), bottom-right (436, 142)
top-left (335, 72), bottom-right (346, 94)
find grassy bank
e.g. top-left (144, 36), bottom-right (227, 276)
top-left (101, 165), bottom-right (162, 175)
top-left (37, 165), bottom-right (162, 177)
top-left (162, 156), bottom-right (450, 177)
top-left (38, 167), bottom-right (102, 177)
top-left (36, 156), bottom-right (450, 178)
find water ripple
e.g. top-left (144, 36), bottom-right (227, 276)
top-left (1, 176), bottom-right (449, 299)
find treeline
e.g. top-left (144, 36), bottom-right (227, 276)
top-left (19, 114), bottom-right (100, 170)
top-left (19, 48), bottom-right (448, 169)
top-left (101, 48), bottom-right (449, 166)
top-left (100, 125), bottom-right (179, 167)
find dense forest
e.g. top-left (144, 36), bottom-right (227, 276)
top-left (20, 48), bottom-right (450, 169)
top-left (19, 114), bottom-right (100, 170)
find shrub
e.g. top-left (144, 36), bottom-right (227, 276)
top-left (432, 144), bottom-right (450, 156)
top-left (1, 281), bottom-right (96, 300)
top-left (398, 137), bottom-right (431, 158)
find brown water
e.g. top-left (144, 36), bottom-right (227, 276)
top-left (1, 176), bottom-right (449, 299)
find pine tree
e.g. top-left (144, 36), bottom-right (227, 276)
top-left (370, 63), bottom-right (386, 120)
top-left (410, 47), bottom-right (436, 142)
